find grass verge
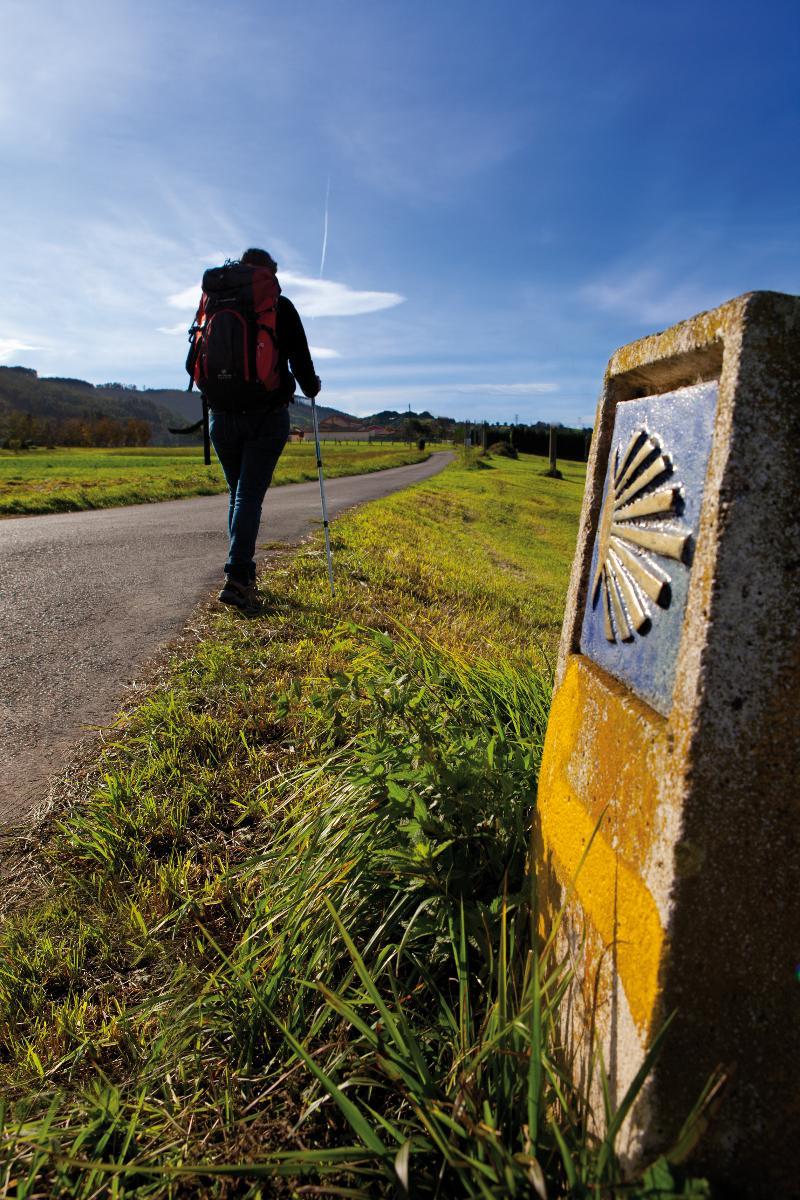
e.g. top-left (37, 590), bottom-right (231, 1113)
top-left (0, 452), bottom-right (711, 1197)
top-left (0, 443), bottom-right (432, 516)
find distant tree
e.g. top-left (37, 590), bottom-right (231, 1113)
top-left (125, 419), bottom-right (152, 446)
top-left (60, 418), bottom-right (91, 446)
top-left (92, 416), bottom-right (123, 446)
top-left (0, 409), bottom-right (40, 449)
top-left (402, 417), bottom-right (417, 444)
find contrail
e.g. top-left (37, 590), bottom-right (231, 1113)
top-left (319, 175), bottom-right (331, 278)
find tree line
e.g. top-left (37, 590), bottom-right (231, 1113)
top-left (456, 421), bottom-right (592, 462)
top-left (0, 409), bottom-right (152, 450)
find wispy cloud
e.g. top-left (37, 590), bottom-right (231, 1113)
top-left (167, 274), bottom-right (405, 319)
top-left (318, 383), bottom-right (559, 402)
top-left (580, 265), bottom-right (731, 329)
top-left (166, 286), bottom-right (203, 311)
top-left (309, 346), bottom-right (340, 359)
top-left (329, 105), bottom-right (523, 205)
top-left (0, 2), bottom-right (146, 151)
top-left (282, 274), bottom-right (405, 318)
top-left (451, 382), bottom-right (558, 396)
top-left (157, 321), bottom-right (190, 336)
top-left (0, 338), bottom-right (41, 363)
top-left (314, 381), bottom-right (575, 422)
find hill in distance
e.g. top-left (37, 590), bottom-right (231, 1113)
top-left (0, 366), bottom-right (453, 444)
top-left (0, 367), bottom-right (185, 442)
top-left (159, 387), bottom-right (446, 433)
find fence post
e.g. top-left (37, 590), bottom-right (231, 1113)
top-left (545, 425), bottom-right (562, 478)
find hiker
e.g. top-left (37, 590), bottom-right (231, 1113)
top-left (188, 248), bottom-right (321, 612)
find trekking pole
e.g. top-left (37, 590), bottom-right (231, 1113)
top-left (309, 393), bottom-right (335, 596)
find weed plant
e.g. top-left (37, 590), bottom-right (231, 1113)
top-left (0, 455), bottom-right (710, 1196)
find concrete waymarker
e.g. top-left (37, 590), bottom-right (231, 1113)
top-left (535, 291), bottom-right (799, 1195)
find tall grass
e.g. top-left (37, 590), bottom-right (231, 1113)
top-left (0, 455), bottom-right (712, 1196)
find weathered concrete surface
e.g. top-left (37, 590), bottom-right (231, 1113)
top-left (536, 293), bottom-right (800, 1196)
top-left (0, 453), bottom-right (453, 826)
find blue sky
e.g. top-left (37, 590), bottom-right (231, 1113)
top-left (1, 0), bottom-right (798, 425)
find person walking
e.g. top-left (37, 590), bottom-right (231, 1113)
top-left (189, 248), bottom-right (321, 613)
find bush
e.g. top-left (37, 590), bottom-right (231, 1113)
top-left (488, 440), bottom-right (518, 458)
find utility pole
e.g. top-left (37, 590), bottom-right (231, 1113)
top-left (545, 424), bottom-right (563, 478)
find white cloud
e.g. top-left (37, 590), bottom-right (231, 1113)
top-left (167, 274), bottom-right (405, 319)
top-left (0, 338), bottom-right (41, 363)
top-left (317, 382), bottom-right (562, 403)
top-left (451, 382), bottom-right (559, 396)
top-left (157, 321), bottom-right (190, 336)
top-left (279, 274), bottom-right (406, 318)
top-left (310, 346), bottom-right (340, 359)
top-left (167, 286), bottom-right (203, 311)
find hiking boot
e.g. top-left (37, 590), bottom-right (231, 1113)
top-left (218, 576), bottom-right (260, 614)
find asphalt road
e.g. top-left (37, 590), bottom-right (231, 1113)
top-left (0, 453), bottom-right (452, 824)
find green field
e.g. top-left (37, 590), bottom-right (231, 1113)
top-left (0, 443), bottom-right (432, 516)
top-left (0, 451), bottom-right (709, 1197)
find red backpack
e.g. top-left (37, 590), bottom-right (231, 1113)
top-left (186, 261), bottom-right (281, 406)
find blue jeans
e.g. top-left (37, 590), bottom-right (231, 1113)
top-left (209, 406), bottom-right (291, 581)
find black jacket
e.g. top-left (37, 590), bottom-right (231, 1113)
top-left (275, 295), bottom-right (319, 402)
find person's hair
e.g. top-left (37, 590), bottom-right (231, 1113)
top-left (240, 247), bottom-right (277, 269)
